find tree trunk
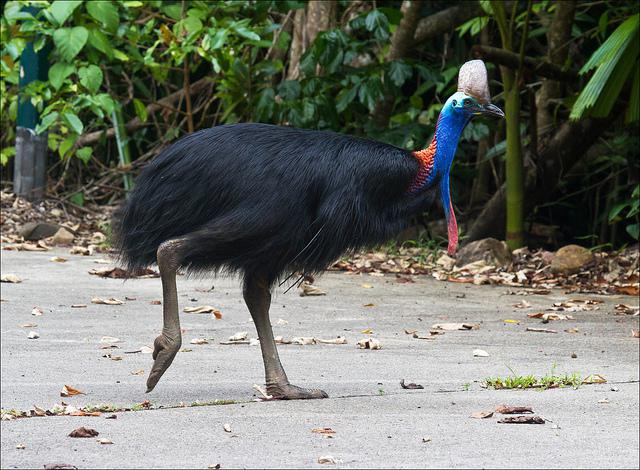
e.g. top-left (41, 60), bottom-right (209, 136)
top-left (413, 3), bottom-right (482, 45)
top-left (535, 1), bottom-right (576, 145)
top-left (286, 9), bottom-right (306, 80)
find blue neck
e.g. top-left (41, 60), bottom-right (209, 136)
top-left (431, 107), bottom-right (470, 182)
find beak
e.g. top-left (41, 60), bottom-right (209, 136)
top-left (481, 102), bottom-right (505, 118)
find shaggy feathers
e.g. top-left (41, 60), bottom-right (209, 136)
top-left (113, 123), bottom-right (436, 286)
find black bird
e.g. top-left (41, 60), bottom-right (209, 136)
top-left (114, 60), bottom-right (504, 399)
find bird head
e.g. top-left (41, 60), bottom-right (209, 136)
top-left (435, 60), bottom-right (504, 256)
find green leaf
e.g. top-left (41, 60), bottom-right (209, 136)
top-left (233, 25), bottom-right (260, 41)
top-left (277, 80), bottom-right (301, 101)
top-left (48, 62), bottom-right (74, 90)
top-left (86, 1), bottom-right (119, 34)
top-left (626, 223), bottom-right (640, 240)
top-left (36, 112), bottom-right (59, 134)
top-left (388, 61), bottom-right (413, 87)
top-left (48, 0), bottom-right (82, 26)
top-left (364, 10), bottom-right (389, 41)
top-left (53, 27), bottom-right (89, 62)
top-left (78, 65), bottom-right (103, 94)
top-left (609, 202), bottom-right (629, 222)
top-left (58, 135), bottom-right (76, 158)
top-left (63, 111), bottom-right (84, 135)
top-left (255, 88), bottom-right (275, 121)
top-left (113, 49), bottom-right (130, 61)
top-left (336, 86), bottom-right (358, 113)
top-left (123, 1), bottom-right (144, 7)
top-left (88, 29), bottom-right (114, 59)
top-left (183, 16), bottom-right (203, 35)
top-left (76, 147), bottom-right (92, 165)
top-left (94, 94), bottom-right (115, 115)
top-left (133, 98), bottom-right (148, 122)
top-left (70, 191), bottom-right (84, 206)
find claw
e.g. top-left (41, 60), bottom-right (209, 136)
top-left (267, 383), bottom-right (328, 400)
top-left (146, 333), bottom-right (181, 392)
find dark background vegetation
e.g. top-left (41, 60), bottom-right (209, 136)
top-left (1, 0), bottom-right (638, 251)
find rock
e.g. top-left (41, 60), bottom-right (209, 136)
top-left (551, 244), bottom-right (594, 274)
top-left (455, 238), bottom-right (512, 268)
top-left (19, 222), bottom-right (61, 241)
top-left (51, 227), bottom-right (75, 246)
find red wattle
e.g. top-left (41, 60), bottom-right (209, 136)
top-left (447, 201), bottom-right (458, 255)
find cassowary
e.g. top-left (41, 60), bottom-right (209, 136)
top-left (113, 60), bottom-right (503, 399)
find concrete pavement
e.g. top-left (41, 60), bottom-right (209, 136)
top-left (1, 249), bottom-right (638, 468)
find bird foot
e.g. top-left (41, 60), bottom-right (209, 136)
top-left (146, 333), bottom-right (181, 393)
top-left (267, 383), bottom-right (328, 400)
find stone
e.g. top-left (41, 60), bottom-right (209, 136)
top-left (19, 222), bottom-right (61, 241)
top-left (455, 238), bottom-right (512, 268)
top-left (550, 244), bottom-right (594, 274)
top-left (51, 227), bottom-right (75, 246)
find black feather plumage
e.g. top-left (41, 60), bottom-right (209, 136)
top-left (113, 123), bottom-right (436, 286)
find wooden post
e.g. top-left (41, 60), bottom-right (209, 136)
top-left (14, 6), bottom-right (49, 201)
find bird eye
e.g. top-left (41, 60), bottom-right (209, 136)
top-left (452, 100), bottom-right (458, 106)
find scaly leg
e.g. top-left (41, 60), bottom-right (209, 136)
top-left (147, 239), bottom-right (184, 392)
top-left (243, 272), bottom-right (328, 400)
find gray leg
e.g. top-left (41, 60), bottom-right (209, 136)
top-left (146, 239), bottom-right (184, 392)
top-left (243, 272), bottom-right (328, 400)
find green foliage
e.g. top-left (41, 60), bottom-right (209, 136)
top-left (571, 14), bottom-right (639, 121)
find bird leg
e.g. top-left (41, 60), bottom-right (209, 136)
top-left (147, 239), bottom-right (184, 393)
top-left (243, 273), bottom-right (328, 400)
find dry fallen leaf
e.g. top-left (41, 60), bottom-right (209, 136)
top-left (473, 349), bottom-right (490, 357)
top-left (565, 328), bottom-right (580, 334)
top-left (183, 305), bottom-right (223, 319)
top-left (312, 427), bottom-right (336, 436)
top-left (412, 332), bottom-right (435, 340)
top-left (31, 307), bottom-right (43, 316)
top-left (89, 267), bottom-right (158, 279)
top-left (526, 327), bottom-right (557, 333)
top-left (100, 336), bottom-right (122, 344)
top-left (91, 297), bottom-right (124, 305)
top-left (190, 338), bottom-right (209, 345)
top-left (20, 323), bottom-right (37, 328)
top-left (513, 300), bottom-right (531, 309)
top-left (431, 323), bottom-right (479, 331)
top-left (316, 337), bottom-right (347, 344)
top-left (582, 374), bottom-right (607, 384)
top-left (470, 411), bottom-right (494, 419)
top-left (71, 304), bottom-right (87, 308)
top-left (495, 405), bottom-right (533, 414)
top-left (223, 423), bottom-right (231, 433)
top-left (1, 274), bottom-right (22, 283)
top-left (140, 346), bottom-right (153, 354)
top-left (68, 427), bottom-right (99, 438)
top-left (527, 312), bottom-right (574, 321)
top-left (503, 319), bottom-right (520, 324)
top-left (361, 283), bottom-right (373, 289)
top-left (497, 416), bottom-right (545, 424)
top-left (130, 369), bottom-right (145, 376)
top-left (27, 331), bottom-right (40, 339)
top-left (228, 332), bottom-right (248, 342)
top-left (97, 438), bottom-right (113, 445)
top-left (61, 385), bottom-right (85, 397)
top-left (356, 338), bottom-right (381, 349)
top-left (292, 337), bottom-right (316, 345)
top-left (404, 329), bottom-right (418, 335)
top-left (44, 464), bottom-right (78, 470)
top-left (363, 303), bottom-right (375, 307)
top-left (150, 300), bottom-right (161, 305)
top-left (360, 328), bottom-right (374, 334)
top-left (50, 256), bottom-right (67, 263)
top-left (299, 281), bottom-right (327, 296)
top-left (15, 444), bottom-right (26, 449)
top-left (400, 379), bottom-right (424, 390)
top-left (632, 329), bottom-right (640, 338)
top-left (318, 456), bottom-right (337, 465)
top-left (614, 304), bottom-right (640, 316)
